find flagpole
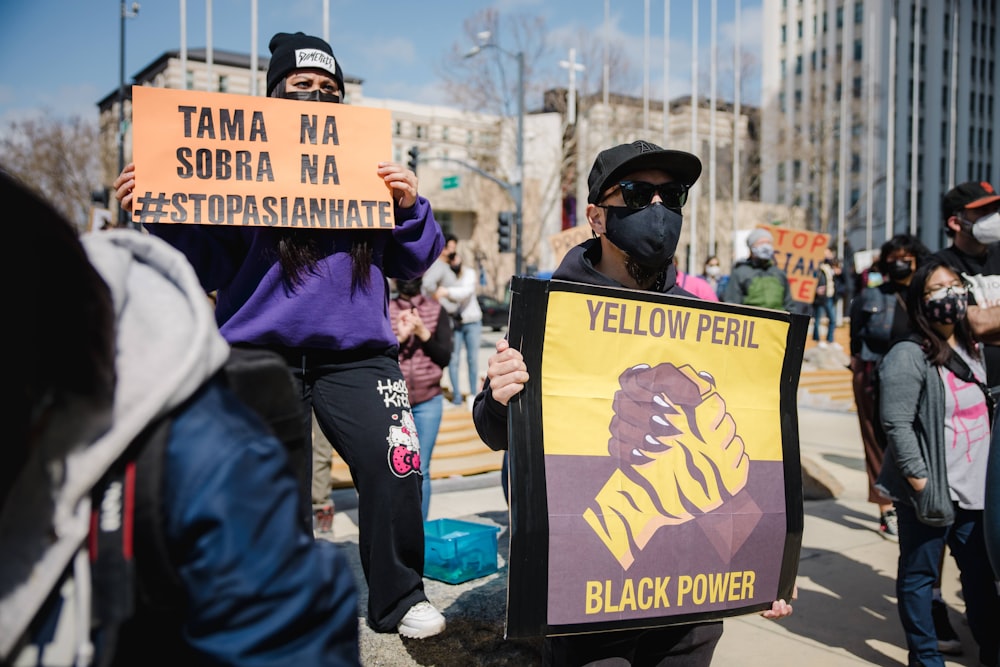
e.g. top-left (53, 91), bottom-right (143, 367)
top-left (662, 0), bottom-right (670, 147)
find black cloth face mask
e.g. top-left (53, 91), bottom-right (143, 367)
top-left (602, 203), bottom-right (682, 269)
top-left (886, 260), bottom-right (913, 282)
top-left (281, 89), bottom-right (341, 104)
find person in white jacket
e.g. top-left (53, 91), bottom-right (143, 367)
top-left (434, 250), bottom-right (483, 406)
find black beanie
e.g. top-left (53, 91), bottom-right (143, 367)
top-left (266, 32), bottom-right (344, 96)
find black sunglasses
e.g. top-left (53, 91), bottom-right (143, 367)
top-left (608, 181), bottom-right (690, 210)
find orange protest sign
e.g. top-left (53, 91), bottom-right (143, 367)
top-left (131, 86), bottom-right (394, 229)
top-left (549, 225), bottom-right (593, 266)
top-left (760, 226), bottom-right (830, 304)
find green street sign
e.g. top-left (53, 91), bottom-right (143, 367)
top-left (442, 175), bottom-right (460, 190)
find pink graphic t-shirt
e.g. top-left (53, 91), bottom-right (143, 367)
top-left (939, 346), bottom-right (990, 509)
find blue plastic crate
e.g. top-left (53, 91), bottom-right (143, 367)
top-left (424, 519), bottom-right (501, 584)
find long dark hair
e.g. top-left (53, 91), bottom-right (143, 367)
top-left (876, 233), bottom-right (930, 274)
top-left (904, 257), bottom-right (977, 366)
top-left (275, 230), bottom-right (373, 293)
top-left (270, 80), bottom-right (373, 292)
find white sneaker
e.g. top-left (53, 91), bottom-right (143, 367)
top-left (397, 601), bottom-right (446, 639)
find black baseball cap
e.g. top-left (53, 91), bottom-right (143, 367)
top-left (941, 181), bottom-right (1000, 220)
top-left (587, 140), bottom-right (702, 204)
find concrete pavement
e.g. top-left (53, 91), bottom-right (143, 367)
top-left (322, 331), bottom-right (984, 666)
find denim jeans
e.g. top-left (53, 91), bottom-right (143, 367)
top-left (449, 319), bottom-right (482, 404)
top-left (411, 394), bottom-right (443, 520)
top-left (812, 299), bottom-right (836, 342)
top-left (896, 503), bottom-right (1000, 667)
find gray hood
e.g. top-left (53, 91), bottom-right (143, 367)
top-left (0, 230), bottom-right (229, 659)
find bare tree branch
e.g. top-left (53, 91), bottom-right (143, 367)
top-left (0, 114), bottom-right (101, 230)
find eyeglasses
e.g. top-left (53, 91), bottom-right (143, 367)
top-left (606, 181), bottom-right (690, 211)
top-left (924, 284), bottom-right (967, 300)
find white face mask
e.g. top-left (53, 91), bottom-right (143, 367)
top-left (971, 211), bottom-right (1000, 245)
top-left (706, 265), bottom-right (721, 278)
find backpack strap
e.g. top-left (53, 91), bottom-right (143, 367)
top-left (892, 333), bottom-right (996, 426)
top-left (941, 348), bottom-right (996, 426)
top-left (89, 416), bottom-right (177, 665)
top-left (131, 417), bottom-right (185, 613)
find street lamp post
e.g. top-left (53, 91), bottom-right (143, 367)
top-left (466, 35), bottom-right (525, 277)
top-left (119, 1), bottom-right (139, 227)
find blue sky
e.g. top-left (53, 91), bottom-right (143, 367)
top-left (0, 0), bottom-right (763, 122)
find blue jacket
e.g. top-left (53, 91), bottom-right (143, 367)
top-left (161, 379), bottom-right (359, 665)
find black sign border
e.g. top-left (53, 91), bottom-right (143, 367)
top-left (504, 277), bottom-right (807, 638)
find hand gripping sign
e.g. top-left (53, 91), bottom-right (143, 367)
top-left (502, 277), bottom-right (806, 638)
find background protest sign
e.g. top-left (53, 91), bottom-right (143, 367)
top-left (549, 225), bottom-right (593, 266)
top-left (503, 277), bottom-right (807, 638)
top-left (132, 86), bottom-right (393, 229)
top-left (761, 225), bottom-right (831, 304)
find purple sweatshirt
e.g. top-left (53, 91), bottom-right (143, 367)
top-left (147, 197), bottom-right (444, 352)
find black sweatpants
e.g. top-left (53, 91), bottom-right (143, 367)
top-left (289, 348), bottom-right (427, 632)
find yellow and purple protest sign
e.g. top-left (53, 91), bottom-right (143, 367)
top-left (504, 277), bottom-right (806, 637)
top-left (131, 86), bottom-right (393, 229)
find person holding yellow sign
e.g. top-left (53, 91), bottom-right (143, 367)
top-left (473, 141), bottom-right (792, 666)
top-left (114, 31), bottom-right (446, 639)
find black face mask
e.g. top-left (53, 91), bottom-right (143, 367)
top-left (280, 89), bottom-right (341, 104)
top-left (886, 260), bottom-right (913, 282)
top-left (602, 204), bottom-right (682, 270)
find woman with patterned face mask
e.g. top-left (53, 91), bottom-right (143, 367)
top-left (876, 258), bottom-right (1000, 667)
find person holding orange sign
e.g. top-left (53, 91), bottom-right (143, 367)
top-left (114, 31), bottom-right (446, 640)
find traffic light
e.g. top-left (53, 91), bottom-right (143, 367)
top-left (407, 146), bottom-right (420, 173)
top-left (498, 212), bottom-right (513, 253)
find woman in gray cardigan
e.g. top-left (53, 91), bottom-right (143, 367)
top-left (877, 257), bottom-right (999, 667)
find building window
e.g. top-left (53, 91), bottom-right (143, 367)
top-left (836, 7), bottom-right (843, 28)
top-left (416, 125), bottom-right (426, 139)
top-left (797, 20), bottom-right (803, 39)
top-left (795, 55), bottom-right (803, 75)
top-left (823, 11), bottom-right (828, 33)
top-left (854, 3), bottom-right (863, 23)
top-left (853, 76), bottom-right (863, 98)
top-left (394, 121), bottom-right (402, 136)
top-left (854, 39), bottom-right (862, 61)
top-left (185, 70), bottom-right (194, 90)
top-left (780, 58), bottom-right (786, 76)
top-left (218, 75), bottom-right (228, 93)
top-left (851, 153), bottom-right (861, 173)
top-left (781, 24), bottom-right (787, 43)
top-left (442, 127), bottom-right (449, 141)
